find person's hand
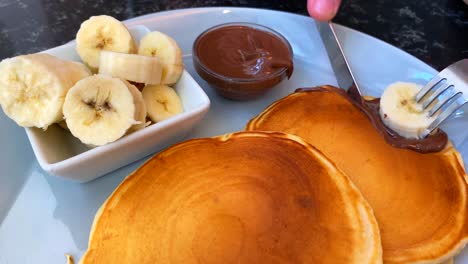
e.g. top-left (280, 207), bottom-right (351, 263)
top-left (307, 0), bottom-right (341, 21)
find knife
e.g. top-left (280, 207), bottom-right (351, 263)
top-left (316, 21), bottom-right (363, 95)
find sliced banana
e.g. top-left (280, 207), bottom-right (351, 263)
top-left (138, 31), bottom-right (184, 84)
top-left (160, 64), bottom-right (184, 85)
top-left (142, 84), bottom-right (183, 122)
top-left (0, 53), bottom-right (90, 129)
top-left (379, 82), bottom-right (435, 139)
top-left (99, 50), bottom-right (163, 84)
top-left (67, 60), bottom-right (93, 77)
top-left (138, 31), bottom-right (182, 64)
top-left (123, 80), bottom-right (147, 133)
top-left (63, 75), bottom-right (138, 146)
top-left (57, 120), bottom-right (69, 131)
top-left (76, 15), bottom-right (137, 70)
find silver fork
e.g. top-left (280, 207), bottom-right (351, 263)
top-left (414, 59), bottom-right (468, 137)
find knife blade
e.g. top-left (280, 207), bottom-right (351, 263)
top-left (316, 21), bottom-right (362, 95)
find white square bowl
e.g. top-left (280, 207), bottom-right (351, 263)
top-left (26, 25), bottom-right (210, 182)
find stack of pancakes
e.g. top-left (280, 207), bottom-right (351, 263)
top-left (80, 86), bottom-right (468, 264)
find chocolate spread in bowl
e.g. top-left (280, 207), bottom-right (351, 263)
top-left (296, 86), bottom-right (448, 153)
top-left (193, 23), bottom-right (293, 100)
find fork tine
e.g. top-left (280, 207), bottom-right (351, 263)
top-left (421, 82), bottom-right (453, 109)
top-left (429, 91), bottom-right (462, 116)
top-left (427, 86), bottom-right (457, 115)
top-left (416, 59), bottom-right (468, 136)
top-left (415, 76), bottom-right (444, 102)
top-left (426, 96), bottom-right (468, 135)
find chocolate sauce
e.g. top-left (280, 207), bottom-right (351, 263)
top-left (194, 25), bottom-right (293, 80)
top-left (296, 86), bottom-right (448, 153)
top-left (193, 23), bottom-right (294, 100)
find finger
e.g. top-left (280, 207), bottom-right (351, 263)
top-left (307, 0), bottom-right (342, 21)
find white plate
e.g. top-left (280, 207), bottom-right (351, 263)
top-left (0, 7), bottom-right (467, 263)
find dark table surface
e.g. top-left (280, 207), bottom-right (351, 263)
top-left (0, 0), bottom-right (466, 70)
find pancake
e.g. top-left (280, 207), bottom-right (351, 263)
top-left (246, 86), bottom-right (468, 264)
top-left (80, 131), bottom-right (382, 263)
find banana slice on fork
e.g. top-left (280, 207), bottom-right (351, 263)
top-left (379, 82), bottom-right (436, 139)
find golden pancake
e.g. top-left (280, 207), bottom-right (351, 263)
top-left (246, 86), bottom-right (468, 264)
top-left (80, 131), bottom-right (382, 264)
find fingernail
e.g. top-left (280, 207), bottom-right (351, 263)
top-left (308, 0), bottom-right (341, 21)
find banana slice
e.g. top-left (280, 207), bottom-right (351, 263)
top-left (0, 53), bottom-right (90, 129)
top-left (142, 84), bottom-right (183, 122)
top-left (379, 82), bottom-right (435, 139)
top-left (63, 75), bottom-right (138, 146)
top-left (160, 64), bottom-right (184, 85)
top-left (57, 120), bottom-right (69, 131)
top-left (76, 15), bottom-right (137, 70)
top-left (123, 80), bottom-right (147, 133)
top-left (99, 50), bottom-right (163, 84)
top-left (138, 31), bottom-right (184, 84)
